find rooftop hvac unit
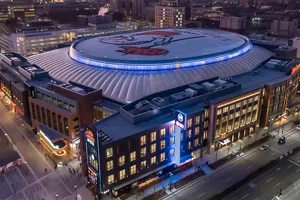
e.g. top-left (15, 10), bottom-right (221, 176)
top-left (213, 79), bottom-right (227, 88)
top-left (152, 97), bottom-right (165, 107)
top-left (185, 88), bottom-right (197, 97)
top-left (201, 82), bottom-right (216, 92)
top-left (189, 84), bottom-right (203, 93)
top-left (135, 100), bottom-right (150, 112)
top-left (170, 92), bottom-right (190, 102)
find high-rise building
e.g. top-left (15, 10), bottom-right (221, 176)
top-left (132, 0), bottom-right (144, 18)
top-left (220, 16), bottom-right (246, 33)
top-left (109, 0), bottom-right (133, 16)
top-left (155, 6), bottom-right (185, 28)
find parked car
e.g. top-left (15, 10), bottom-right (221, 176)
top-left (260, 144), bottom-right (269, 151)
top-left (278, 137), bottom-right (286, 145)
top-left (296, 125), bottom-right (300, 130)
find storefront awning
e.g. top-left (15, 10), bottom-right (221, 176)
top-left (39, 125), bottom-right (66, 149)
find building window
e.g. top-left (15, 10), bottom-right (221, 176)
top-left (119, 169), bottom-right (126, 180)
top-left (187, 119), bottom-right (192, 128)
top-left (150, 131), bottom-right (156, 142)
top-left (195, 127), bottom-right (199, 135)
top-left (204, 121), bottom-right (208, 128)
top-left (170, 136), bottom-right (175, 145)
top-left (151, 156), bottom-right (156, 165)
top-left (160, 140), bottom-right (165, 149)
top-left (106, 148), bottom-right (113, 158)
top-left (41, 107), bottom-right (46, 124)
top-left (130, 165), bottom-right (136, 175)
top-left (169, 149), bottom-right (175, 157)
top-left (205, 109), bottom-right (209, 118)
top-left (31, 103), bottom-right (36, 119)
top-left (160, 128), bottom-right (166, 138)
top-left (130, 151), bottom-right (136, 162)
top-left (223, 107), bottom-right (228, 113)
top-left (169, 125), bottom-right (174, 134)
top-left (58, 115), bottom-right (63, 133)
top-left (141, 147), bottom-right (146, 157)
top-left (119, 156), bottom-right (125, 166)
top-left (203, 130), bottom-right (208, 140)
top-left (217, 109), bottom-right (222, 115)
top-left (141, 160), bottom-right (147, 170)
top-left (46, 110), bottom-right (52, 128)
top-left (194, 138), bottom-right (199, 147)
top-left (229, 105), bottom-right (235, 110)
top-left (107, 160), bottom-right (113, 171)
top-left (188, 141), bottom-right (191, 149)
top-left (52, 112), bottom-right (57, 130)
top-left (108, 174), bottom-right (114, 185)
top-left (151, 143), bottom-right (156, 153)
top-left (140, 135), bottom-right (146, 146)
top-left (63, 117), bottom-right (69, 136)
top-left (195, 116), bottom-right (200, 125)
top-left (160, 152), bottom-right (165, 162)
top-left (187, 130), bottom-right (192, 138)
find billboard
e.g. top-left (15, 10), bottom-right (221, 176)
top-left (175, 110), bottom-right (187, 130)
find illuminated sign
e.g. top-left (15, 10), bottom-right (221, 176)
top-left (88, 167), bottom-right (98, 186)
top-left (86, 128), bottom-right (95, 147)
top-left (291, 64), bottom-right (300, 75)
top-left (219, 138), bottom-right (230, 145)
top-left (39, 130), bottom-right (60, 150)
top-left (175, 110), bottom-right (187, 130)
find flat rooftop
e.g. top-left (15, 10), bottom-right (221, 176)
top-left (91, 57), bottom-right (296, 144)
top-left (0, 127), bottom-right (21, 167)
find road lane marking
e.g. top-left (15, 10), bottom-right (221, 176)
top-left (275, 182), bottom-right (281, 187)
top-left (242, 193), bottom-right (249, 199)
top-left (270, 153), bottom-right (275, 156)
top-left (288, 159), bottom-right (300, 167)
top-left (276, 167), bottom-right (281, 171)
top-left (266, 178), bottom-right (273, 183)
top-left (225, 177), bottom-right (232, 182)
top-left (287, 164), bottom-right (293, 169)
top-left (197, 193), bottom-right (206, 198)
top-left (246, 165), bottom-right (253, 169)
top-left (296, 168), bottom-right (300, 172)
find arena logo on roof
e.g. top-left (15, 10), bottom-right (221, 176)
top-left (98, 30), bottom-right (232, 56)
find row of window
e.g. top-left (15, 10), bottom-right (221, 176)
top-left (93, 105), bottom-right (114, 122)
top-left (106, 151), bottom-right (170, 185)
top-left (36, 90), bottom-right (75, 113)
top-left (31, 102), bottom-right (80, 137)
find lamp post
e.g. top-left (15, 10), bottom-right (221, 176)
top-left (74, 185), bottom-right (77, 200)
top-left (24, 161), bottom-right (28, 174)
top-left (169, 172), bottom-right (173, 191)
top-left (56, 194), bottom-right (58, 200)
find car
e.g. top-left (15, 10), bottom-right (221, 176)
top-left (296, 125), bottom-right (300, 130)
top-left (260, 144), bottom-right (269, 151)
top-left (278, 137), bottom-right (286, 145)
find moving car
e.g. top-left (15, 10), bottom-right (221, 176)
top-left (278, 137), bottom-right (286, 145)
top-left (260, 144), bottom-right (269, 151)
top-left (296, 125), bottom-right (300, 130)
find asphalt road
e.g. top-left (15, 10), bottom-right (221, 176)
top-left (223, 154), bottom-right (300, 200)
top-left (162, 128), bottom-right (300, 200)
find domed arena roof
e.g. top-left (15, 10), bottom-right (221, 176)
top-left (28, 29), bottom-right (273, 104)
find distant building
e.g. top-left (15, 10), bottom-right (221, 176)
top-left (289, 37), bottom-right (300, 58)
top-left (159, 0), bottom-right (178, 6)
top-left (132, 0), bottom-right (145, 18)
top-left (109, 0), bottom-right (133, 16)
top-left (155, 6), bottom-right (185, 28)
top-left (0, 4), bottom-right (35, 21)
top-left (270, 19), bottom-right (298, 37)
top-left (0, 21), bottom-right (132, 56)
top-left (220, 16), bottom-right (246, 34)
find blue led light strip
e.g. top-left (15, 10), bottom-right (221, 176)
top-left (69, 43), bottom-right (252, 71)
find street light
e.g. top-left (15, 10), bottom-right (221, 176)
top-left (56, 194), bottom-right (58, 200)
top-left (169, 172), bottom-right (173, 191)
top-left (24, 161), bottom-right (28, 174)
top-left (74, 185), bottom-right (77, 200)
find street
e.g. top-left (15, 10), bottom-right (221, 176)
top-left (162, 127), bottom-right (300, 200)
top-left (0, 103), bottom-right (89, 200)
top-left (223, 151), bottom-right (300, 200)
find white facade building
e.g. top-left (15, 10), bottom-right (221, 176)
top-left (270, 19), bottom-right (298, 37)
top-left (0, 27), bottom-right (131, 56)
top-left (220, 16), bottom-right (246, 33)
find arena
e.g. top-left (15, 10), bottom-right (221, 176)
top-left (28, 29), bottom-right (273, 103)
